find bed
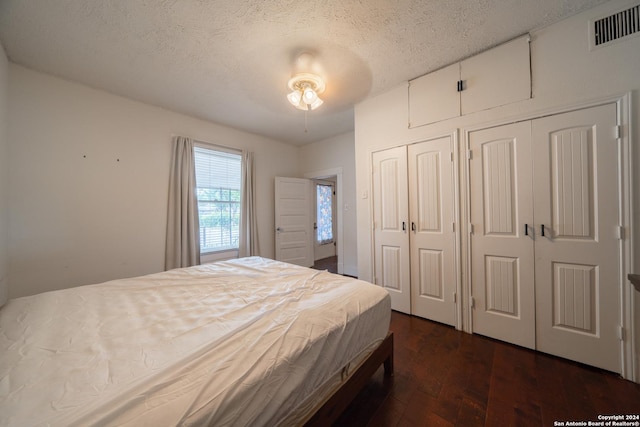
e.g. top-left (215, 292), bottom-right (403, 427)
top-left (0, 257), bottom-right (392, 426)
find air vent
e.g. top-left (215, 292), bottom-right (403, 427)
top-left (592, 4), bottom-right (640, 48)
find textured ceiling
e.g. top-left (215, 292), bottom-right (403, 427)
top-left (0, 0), bottom-right (610, 145)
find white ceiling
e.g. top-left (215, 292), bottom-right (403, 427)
top-left (0, 0), bottom-right (609, 146)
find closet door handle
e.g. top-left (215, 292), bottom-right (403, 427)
top-left (411, 222), bottom-right (416, 232)
top-left (541, 224), bottom-right (546, 237)
top-left (402, 221), bottom-right (406, 231)
top-left (524, 224), bottom-right (529, 236)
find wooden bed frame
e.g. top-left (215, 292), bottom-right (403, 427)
top-left (304, 331), bottom-right (394, 426)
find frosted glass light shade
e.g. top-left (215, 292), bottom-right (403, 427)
top-left (287, 73), bottom-right (325, 111)
top-left (303, 87), bottom-right (317, 103)
top-left (309, 98), bottom-right (323, 110)
top-left (287, 90), bottom-right (302, 107)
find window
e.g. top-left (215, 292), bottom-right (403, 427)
top-left (316, 183), bottom-right (334, 244)
top-left (194, 146), bottom-right (241, 253)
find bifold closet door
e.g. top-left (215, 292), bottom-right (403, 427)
top-left (469, 104), bottom-right (622, 372)
top-left (408, 137), bottom-right (457, 326)
top-left (372, 146), bottom-right (411, 314)
top-left (469, 121), bottom-right (536, 349)
top-left (533, 104), bottom-right (621, 373)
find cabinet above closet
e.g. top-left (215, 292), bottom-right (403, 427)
top-left (408, 34), bottom-right (531, 127)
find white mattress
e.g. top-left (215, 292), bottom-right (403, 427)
top-left (0, 257), bottom-right (390, 426)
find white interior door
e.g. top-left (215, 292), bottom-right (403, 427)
top-left (469, 121), bottom-right (536, 349)
top-left (533, 104), bottom-right (621, 373)
top-left (408, 137), bottom-right (457, 326)
top-left (274, 177), bottom-right (313, 267)
top-left (372, 146), bottom-right (411, 314)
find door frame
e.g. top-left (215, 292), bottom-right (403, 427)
top-left (312, 178), bottom-right (337, 261)
top-left (304, 168), bottom-right (344, 275)
top-left (461, 93), bottom-right (634, 381)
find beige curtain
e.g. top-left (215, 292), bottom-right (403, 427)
top-left (165, 136), bottom-right (200, 269)
top-left (239, 150), bottom-right (259, 257)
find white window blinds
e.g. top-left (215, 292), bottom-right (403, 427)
top-left (194, 146), bottom-right (242, 253)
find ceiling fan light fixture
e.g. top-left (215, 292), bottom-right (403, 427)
top-left (287, 72), bottom-right (325, 111)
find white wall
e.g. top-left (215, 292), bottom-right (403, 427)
top-left (354, 0), bottom-right (640, 380)
top-left (300, 132), bottom-right (358, 276)
top-left (8, 65), bottom-right (300, 299)
top-left (0, 42), bottom-right (8, 306)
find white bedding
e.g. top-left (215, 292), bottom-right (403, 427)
top-left (0, 257), bottom-right (390, 426)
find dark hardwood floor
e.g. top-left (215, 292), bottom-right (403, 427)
top-left (313, 256), bottom-right (338, 274)
top-left (335, 311), bottom-right (640, 426)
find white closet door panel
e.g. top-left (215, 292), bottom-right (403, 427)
top-left (417, 249), bottom-right (443, 298)
top-left (469, 121), bottom-right (535, 349)
top-left (381, 246), bottom-right (403, 290)
top-left (408, 137), bottom-right (457, 326)
top-left (533, 104), bottom-right (621, 373)
top-left (461, 35), bottom-right (531, 115)
top-left (485, 255), bottom-right (519, 316)
top-left (408, 63), bottom-right (460, 127)
top-left (373, 147), bottom-right (411, 314)
top-left (483, 139), bottom-right (517, 235)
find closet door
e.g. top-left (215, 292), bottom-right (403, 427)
top-left (533, 104), bottom-right (621, 373)
top-left (469, 122), bottom-right (535, 349)
top-left (372, 147), bottom-right (411, 314)
top-left (408, 137), bottom-right (457, 326)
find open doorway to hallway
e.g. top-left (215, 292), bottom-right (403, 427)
top-left (313, 177), bottom-right (337, 268)
top-left (313, 178), bottom-right (336, 271)
top-left (304, 168), bottom-right (344, 275)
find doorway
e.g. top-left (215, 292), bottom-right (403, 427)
top-left (313, 179), bottom-right (336, 266)
top-left (305, 168), bottom-right (344, 275)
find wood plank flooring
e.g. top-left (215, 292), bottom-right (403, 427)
top-left (335, 311), bottom-right (640, 426)
top-left (312, 256), bottom-right (338, 274)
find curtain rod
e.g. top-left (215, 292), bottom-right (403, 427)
top-left (171, 134), bottom-right (244, 154)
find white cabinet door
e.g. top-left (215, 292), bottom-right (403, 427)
top-left (372, 147), bottom-right (411, 314)
top-left (460, 35), bottom-right (531, 115)
top-left (533, 104), bottom-right (621, 373)
top-left (408, 137), bottom-right (457, 326)
top-left (409, 63), bottom-right (460, 127)
top-left (408, 35), bottom-right (531, 127)
top-left (469, 121), bottom-right (536, 349)
top-left (275, 177), bottom-right (313, 267)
